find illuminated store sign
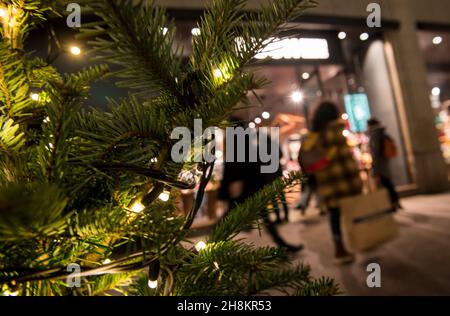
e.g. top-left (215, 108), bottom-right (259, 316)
top-left (236, 37), bottom-right (330, 60)
top-left (344, 93), bottom-right (372, 133)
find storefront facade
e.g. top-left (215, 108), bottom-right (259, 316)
top-left (159, 0), bottom-right (450, 194)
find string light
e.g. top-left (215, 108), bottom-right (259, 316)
top-left (302, 72), bottom-right (310, 80)
top-left (0, 8), bottom-right (6, 18)
top-left (161, 27), bottom-right (168, 35)
top-left (249, 122), bottom-right (256, 129)
top-left (195, 241), bottom-right (207, 252)
top-left (343, 130), bottom-right (351, 137)
top-left (70, 46), bottom-right (81, 56)
top-left (191, 28), bottom-right (201, 36)
top-left (103, 259), bottom-right (111, 264)
top-left (147, 279), bottom-right (158, 289)
top-left (2, 289), bottom-right (18, 296)
top-left (158, 191), bottom-right (170, 202)
top-left (130, 201), bottom-right (145, 213)
top-left (341, 113), bottom-right (349, 120)
top-left (30, 93), bottom-right (39, 101)
top-left (262, 111), bottom-right (270, 120)
top-left (254, 117), bottom-right (262, 124)
top-left (213, 68), bottom-right (222, 78)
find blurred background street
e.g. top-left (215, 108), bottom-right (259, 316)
top-left (192, 193), bottom-right (450, 295)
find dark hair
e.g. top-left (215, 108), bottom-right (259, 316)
top-left (367, 118), bottom-right (380, 127)
top-left (311, 101), bottom-right (340, 132)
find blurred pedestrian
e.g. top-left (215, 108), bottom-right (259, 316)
top-left (299, 101), bottom-right (362, 263)
top-left (367, 118), bottom-right (402, 210)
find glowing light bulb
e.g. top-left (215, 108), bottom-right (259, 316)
top-left (432, 36), bottom-right (443, 45)
top-left (338, 32), bottom-right (347, 40)
top-left (254, 117), bottom-right (262, 124)
top-left (214, 68), bottom-right (222, 78)
top-left (70, 46), bottom-right (81, 56)
top-left (3, 290), bottom-right (18, 296)
top-left (103, 259), bottom-right (111, 265)
top-left (130, 201), bottom-right (145, 213)
top-left (262, 111), bottom-right (270, 120)
top-left (302, 72), bottom-right (310, 80)
top-left (248, 122), bottom-right (256, 129)
top-left (0, 8), bottom-right (6, 18)
top-left (148, 279), bottom-right (158, 289)
top-left (195, 241), bottom-right (207, 252)
top-left (360, 33), bottom-right (369, 41)
top-left (161, 27), bottom-right (168, 35)
top-left (158, 191), bottom-right (170, 202)
top-left (432, 87), bottom-right (441, 96)
top-left (341, 113), bottom-right (349, 120)
top-left (343, 130), bottom-right (351, 138)
top-left (30, 93), bottom-right (39, 101)
top-left (291, 91), bottom-right (303, 103)
top-left (191, 28), bottom-right (201, 36)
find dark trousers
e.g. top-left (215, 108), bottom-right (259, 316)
top-left (272, 192), bottom-right (289, 221)
top-left (328, 207), bottom-right (342, 241)
top-left (379, 175), bottom-right (399, 205)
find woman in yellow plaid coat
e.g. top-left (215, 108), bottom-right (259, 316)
top-left (301, 102), bottom-right (362, 263)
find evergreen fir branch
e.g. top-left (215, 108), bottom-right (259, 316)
top-left (80, 0), bottom-right (183, 99)
top-left (210, 172), bottom-right (302, 243)
top-left (296, 277), bottom-right (342, 296)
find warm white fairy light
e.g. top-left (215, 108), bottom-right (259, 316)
top-left (341, 113), bottom-right (349, 120)
top-left (262, 111), bottom-right (270, 120)
top-left (161, 27), bottom-right (168, 35)
top-left (191, 27), bottom-right (201, 36)
top-left (432, 36), bottom-right (443, 45)
top-left (343, 130), bottom-right (351, 138)
top-left (432, 87), bottom-right (441, 96)
top-left (302, 72), bottom-right (310, 80)
top-left (130, 201), bottom-right (145, 213)
top-left (0, 8), bottom-right (6, 18)
top-left (148, 279), bottom-right (158, 289)
top-left (70, 46), bottom-right (81, 56)
top-left (3, 289), bottom-right (18, 296)
top-left (195, 241), bottom-right (207, 252)
top-left (213, 68), bottom-right (222, 78)
top-left (254, 117), bottom-right (262, 124)
top-left (30, 93), bottom-right (39, 101)
top-left (248, 122), bottom-right (256, 129)
top-left (158, 191), bottom-right (170, 202)
top-left (103, 259), bottom-right (111, 264)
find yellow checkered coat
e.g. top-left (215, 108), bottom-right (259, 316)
top-left (302, 120), bottom-right (363, 208)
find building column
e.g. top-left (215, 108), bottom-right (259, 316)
top-left (383, 0), bottom-right (448, 193)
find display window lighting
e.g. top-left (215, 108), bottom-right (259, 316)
top-left (291, 90), bottom-right (304, 103)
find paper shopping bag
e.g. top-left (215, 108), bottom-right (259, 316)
top-left (339, 190), bottom-right (398, 252)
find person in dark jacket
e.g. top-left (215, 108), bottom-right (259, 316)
top-left (219, 117), bottom-right (302, 252)
top-left (367, 118), bottom-right (401, 209)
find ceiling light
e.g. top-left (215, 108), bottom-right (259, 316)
top-left (360, 33), bottom-right (369, 41)
top-left (432, 36), bottom-right (443, 45)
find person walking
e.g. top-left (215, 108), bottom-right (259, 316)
top-left (367, 118), bottom-right (402, 210)
top-left (299, 101), bottom-right (362, 264)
